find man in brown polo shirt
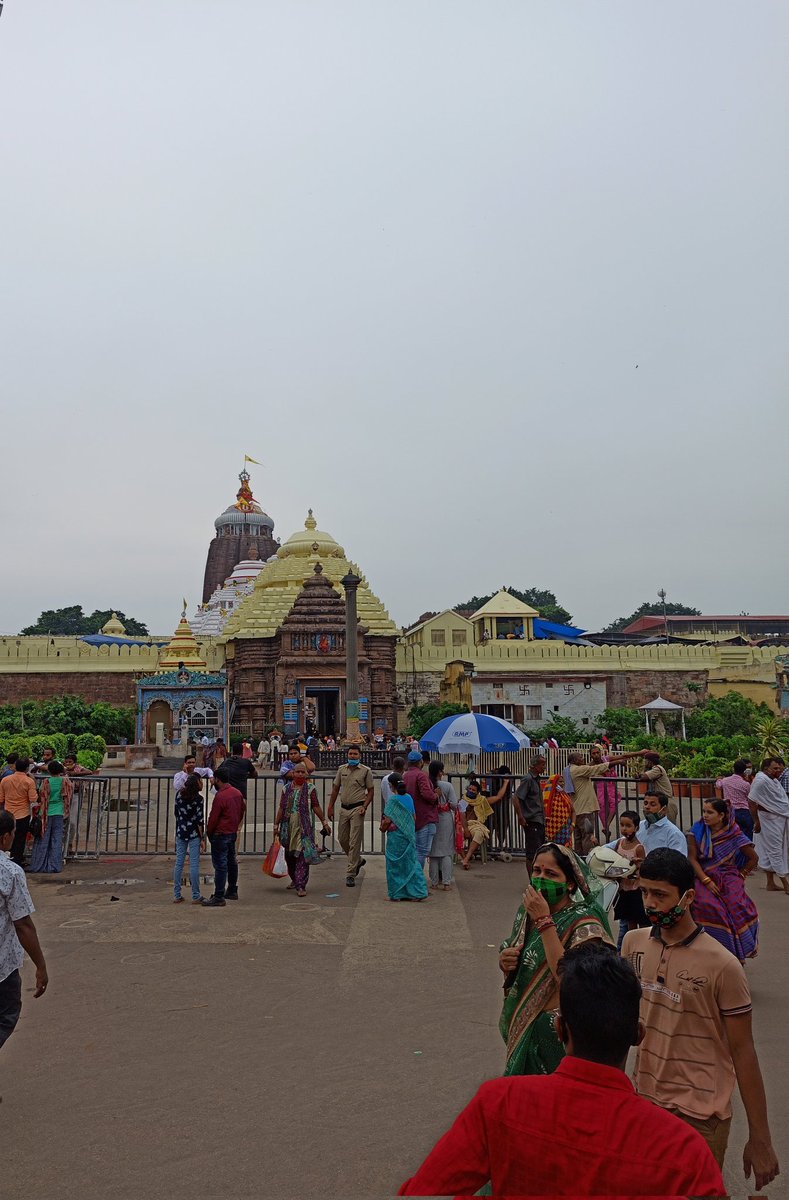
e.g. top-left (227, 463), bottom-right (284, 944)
top-left (328, 745), bottom-right (374, 888)
top-left (568, 749), bottom-right (645, 855)
top-left (623, 847), bottom-right (778, 1189)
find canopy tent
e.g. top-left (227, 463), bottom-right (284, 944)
top-left (639, 695), bottom-right (686, 739)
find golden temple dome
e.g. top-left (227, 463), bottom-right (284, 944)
top-left (277, 509), bottom-right (346, 561)
top-left (221, 510), bottom-right (397, 641)
top-left (156, 615), bottom-right (208, 673)
top-left (100, 612), bottom-right (127, 636)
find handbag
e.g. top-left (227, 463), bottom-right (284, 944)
top-left (262, 836), bottom-right (288, 878)
top-left (29, 814), bottom-right (43, 839)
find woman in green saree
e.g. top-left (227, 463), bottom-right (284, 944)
top-left (499, 842), bottom-right (612, 1076)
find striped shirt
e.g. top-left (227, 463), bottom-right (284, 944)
top-left (715, 772), bottom-right (751, 811)
top-left (622, 925), bottom-right (752, 1121)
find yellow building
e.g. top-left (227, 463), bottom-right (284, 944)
top-left (396, 590), bottom-right (785, 730)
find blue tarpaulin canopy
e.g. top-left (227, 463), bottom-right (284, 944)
top-left (79, 634), bottom-right (168, 648)
top-left (532, 618), bottom-right (587, 641)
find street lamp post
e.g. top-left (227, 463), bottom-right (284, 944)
top-left (342, 571), bottom-right (362, 743)
top-left (657, 588), bottom-right (669, 645)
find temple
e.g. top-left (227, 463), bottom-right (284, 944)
top-left (2, 468), bottom-right (789, 738)
top-left (221, 511), bottom-right (399, 737)
top-left (201, 469), bottom-right (279, 601)
top-left (192, 546), bottom-right (267, 637)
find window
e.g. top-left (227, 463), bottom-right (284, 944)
top-left (452, 629), bottom-right (467, 646)
top-left (431, 629), bottom-right (446, 646)
top-left (525, 705), bottom-right (543, 721)
top-left (182, 699), bottom-right (220, 728)
top-left (479, 703), bottom-right (514, 721)
top-left (544, 682), bottom-right (554, 689)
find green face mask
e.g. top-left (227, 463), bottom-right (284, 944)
top-left (531, 876), bottom-right (569, 905)
top-left (645, 811), bottom-right (663, 825)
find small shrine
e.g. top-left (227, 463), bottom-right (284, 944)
top-left (135, 609), bottom-right (227, 747)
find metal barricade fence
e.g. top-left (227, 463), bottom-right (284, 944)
top-left (66, 771), bottom-right (713, 860)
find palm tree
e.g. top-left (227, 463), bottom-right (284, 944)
top-left (754, 716), bottom-right (789, 762)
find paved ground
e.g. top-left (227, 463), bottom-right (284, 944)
top-left (3, 854), bottom-right (788, 1200)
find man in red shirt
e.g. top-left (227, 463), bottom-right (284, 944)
top-left (202, 766), bottom-right (246, 908)
top-left (399, 942), bottom-right (724, 1197)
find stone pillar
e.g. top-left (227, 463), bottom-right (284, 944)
top-left (342, 571), bottom-right (361, 743)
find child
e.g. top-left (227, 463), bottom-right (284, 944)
top-left (609, 810), bottom-right (647, 949)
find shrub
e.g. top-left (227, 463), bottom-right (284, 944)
top-left (0, 735), bottom-right (33, 759)
top-left (76, 750), bottom-right (104, 771)
top-left (29, 733), bottom-right (69, 761)
top-left (530, 714), bottom-right (589, 747)
top-left (74, 733), bottom-right (107, 756)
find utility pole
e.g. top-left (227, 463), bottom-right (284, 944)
top-left (657, 588), bottom-right (669, 644)
top-left (342, 571), bottom-right (361, 743)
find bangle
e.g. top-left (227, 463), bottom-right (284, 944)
top-left (535, 917), bottom-right (555, 933)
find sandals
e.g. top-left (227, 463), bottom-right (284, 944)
top-left (296, 889), bottom-right (307, 897)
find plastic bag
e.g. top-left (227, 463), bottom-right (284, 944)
top-left (262, 836), bottom-right (288, 878)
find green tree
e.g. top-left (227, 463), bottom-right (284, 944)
top-left (0, 696), bottom-right (135, 743)
top-left (407, 702), bottom-right (468, 740)
top-left (597, 601), bottom-right (700, 637)
top-left (685, 692), bottom-right (772, 739)
top-left (530, 713), bottom-right (589, 747)
top-left (594, 707), bottom-right (645, 744)
top-left (20, 606), bottom-right (149, 636)
top-left (456, 587), bottom-right (573, 626)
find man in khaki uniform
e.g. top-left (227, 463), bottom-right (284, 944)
top-left (328, 745), bottom-right (374, 888)
top-left (568, 749), bottom-right (646, 856)
top-left (638, 751), bottom-right (678, 824)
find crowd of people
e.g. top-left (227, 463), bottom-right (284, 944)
top-left (2, 735), bottom-right (788, 1194)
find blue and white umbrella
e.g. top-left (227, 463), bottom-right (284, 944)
top-left (419, 712), bottom-right (530, 754)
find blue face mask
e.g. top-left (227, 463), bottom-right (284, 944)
top-left (348, 757), bottom-right (360, 766)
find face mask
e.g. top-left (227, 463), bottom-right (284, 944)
top-left (645, 891), bottom-right (691, 929)
top-left (531, 876), bottom-right (569, 905)
top-left (644, 811), bottom-right (663, 825)
top-left (348, 757), bottom-right (360, 766)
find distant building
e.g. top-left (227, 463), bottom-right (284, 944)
top-left (619, 614), bottom-right (789, 645)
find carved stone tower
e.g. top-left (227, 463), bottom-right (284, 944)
top-left (202, 469), bottom-right (279, 602)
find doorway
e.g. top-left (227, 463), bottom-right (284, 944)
top-left (305, 688), bottom-right (340, 738)
top-left (146, 700), bottom-right (173, 742)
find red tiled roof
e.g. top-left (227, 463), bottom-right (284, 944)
top-left (623, 614), bottom-right (789, 635)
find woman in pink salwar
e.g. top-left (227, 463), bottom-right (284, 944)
top-left (591, 745), bottom-right (619, 836)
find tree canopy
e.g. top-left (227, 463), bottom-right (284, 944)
top-left (0, 695), bottom-right (135, 743)
top-left (407, 702), bottom-right (468, 739)
top-left (456, 587), bottom-right (573, 627)
top-left (20, 606), bottom-right (149, 637)
top-left (597, 600), bottom-right (700, 637)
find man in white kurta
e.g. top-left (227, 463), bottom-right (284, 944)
top-left (749, 757), bottom-right (789, 892)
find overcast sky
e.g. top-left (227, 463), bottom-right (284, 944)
top-left (1, 1), bottom-right (787, 636)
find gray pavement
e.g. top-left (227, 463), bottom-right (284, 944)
top-left (2, 854), bottom-right (788, 1199)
